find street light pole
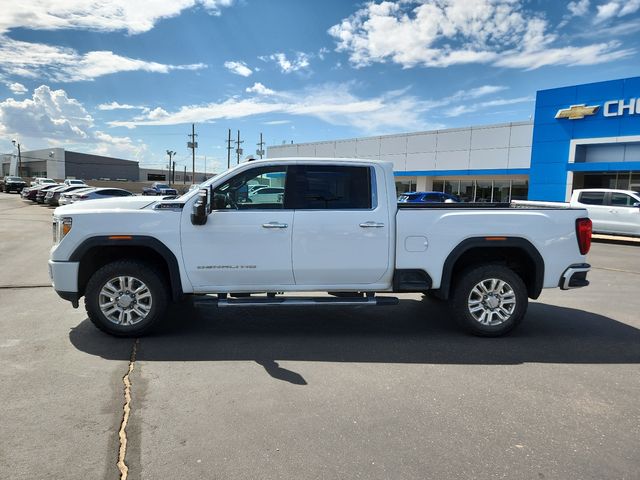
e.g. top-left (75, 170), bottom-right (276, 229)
top-left (166, 150), bottom-right (176, 185)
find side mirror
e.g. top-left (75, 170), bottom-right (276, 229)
top-left (633, 202), bottom-right (640, 208)
top-left (191, 188), bottom-right (211, 225)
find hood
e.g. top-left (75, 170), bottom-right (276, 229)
top-left (54, 195), bottom-right (157, 214)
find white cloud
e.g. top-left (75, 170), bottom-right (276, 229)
top-left (146, 107), bottom-right (170, 120)
top-left (7, 82), bottom-right (27, 95)
top-left (0, 85), bottom-right (145, 159)
top-left (329, 0), bottom-right (634, 70)
top-left (0, 0), bottom-right (234, 35)
top-left (97, 102), bottom-right (141, 110)
top-left (596, 0), bottom-right (640, 22)
top-left (263, 120), bottom-right (291, 125)
top-left (224, 61), bottom-right (253, 77)
top-left (494, 41), bottom-right (633, 69)
top-left (246, 82), bottom-right (275, 95)
top-left (0, 37), bottom-right (206, 82)
top-left (444, 96), bottom-right (533, 117)
top-left (108, 82), bottom-right (509, 133)
top-left (263, 52), bottom-right (311, 73)
top-left (567, 0), bottom-right (590, 17)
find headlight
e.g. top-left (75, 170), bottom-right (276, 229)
top-left (52, 216), bottom-right (73, 244)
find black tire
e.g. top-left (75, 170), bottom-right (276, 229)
top-left (450, 264), bottom-right (528, 337)
top-left (85, 260), bottom-right (169, 337)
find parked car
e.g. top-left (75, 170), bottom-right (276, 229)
top-left (0, 176), bottom-right (27, 193)
top-left (142, 182), bottom-right (178, 196)
top-left (59, 187), bottom-right (96, 206)
top-left (35, 183), bottom-right (63, 203)
top-left (248, 186), bottom-right (285, 204)
top-left (514, 189), bottom-right (640, 237)
top-left (30, 177), bottom-right (56, 187)
top-left (398, 191), bottom-right (461, 203)
top-left (22, 183), bottom-right (60, 202)
top-left (45, 185), bottom-right (89, 206)
top-left (570, 189), bottom-right (640, 236)
top-left (50, 158), bottom-right (592, 338)
top-left (71, 187), bottom-right (134, 202)
top-left (64, 179), bottom-right (87, 187)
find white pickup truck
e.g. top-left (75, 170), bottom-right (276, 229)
top-left (49, 158), bottom-right (593, 337)
top-left (516, 189), bottom-right (640, 237)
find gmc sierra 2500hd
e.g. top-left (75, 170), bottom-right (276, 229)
top-left (49, 158), bottom-right (592, 337)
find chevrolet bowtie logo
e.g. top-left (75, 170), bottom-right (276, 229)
top-left (555, 104), bottom-right (599, 120)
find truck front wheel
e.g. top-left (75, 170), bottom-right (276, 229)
top-left (85, 260), bottom-right (168, 337)
top-left (450, 265), bottom-right (528, 337)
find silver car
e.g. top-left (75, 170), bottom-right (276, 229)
top-left (59, 187), bottom-right (96, 205)
top-left (71, 187), bottom-right (134, 202)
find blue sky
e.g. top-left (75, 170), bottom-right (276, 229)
top-left (0, 0), bottom-right (639, 173)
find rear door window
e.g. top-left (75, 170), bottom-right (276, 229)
top-left (292, 165), bottom-right (372, 210)
top-left (578, 192), bottom-right (605, 205)
top-left (609, 193), bottom-right (636, 206)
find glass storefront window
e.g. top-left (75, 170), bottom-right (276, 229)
top-left (459, 181), bottom-right (474, 202)
top-left (444, 180), bottom-right (459, 195)
top-left (511, 180), bottom-right (529, 200)
top-left (395, 180), bottom-right (416, 196)
top-left (475, 181), bottom-right (492, 202)
top-left (432, 180), bottom-right (444, 193)
top-left (631, 173), bottom-right (640, 193)
top-left (492, 181), bottom-right (510, 203)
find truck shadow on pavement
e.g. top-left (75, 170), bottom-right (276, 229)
top-left (69, 296), bottom-right (640, 385)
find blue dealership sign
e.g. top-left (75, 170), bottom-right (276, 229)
top-left (530, 76), bottom-right (640, 201)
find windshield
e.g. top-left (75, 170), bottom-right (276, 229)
top-left (7, 177), bottom-right (22, 181)
top-left (156, 184), bottom-right (170, 189)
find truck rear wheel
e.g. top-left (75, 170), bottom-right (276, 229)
top-left (450, 265), bottom-right (527, 337)
top-left (85, 260), bottom-right (168, 337)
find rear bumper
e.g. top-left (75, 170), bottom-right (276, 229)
top-left (559, 263), bottom-right (591, 290)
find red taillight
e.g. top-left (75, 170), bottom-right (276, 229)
top-left (576, 218), bottom-right (592, 255)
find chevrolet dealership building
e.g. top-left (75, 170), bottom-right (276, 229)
top-left (268, 76), bottom-right (640, 202)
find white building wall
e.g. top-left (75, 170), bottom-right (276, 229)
top-left (267, 121), bottom-right (533, 174)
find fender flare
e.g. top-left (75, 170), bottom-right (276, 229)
top-left (70, 235), bottom-right (183, 300)
top-left (438, 237), bottom-right (545, 300)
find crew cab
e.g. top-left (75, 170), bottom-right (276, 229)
top-left (49, 158), bottom-right (592, 337)
top-left (142, 182), bottom-right (178, 196)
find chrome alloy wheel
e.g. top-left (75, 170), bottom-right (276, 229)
top-left (467, 278), bottom-right (517, 326)
top-left (99, 276), bottom-right (152, 326)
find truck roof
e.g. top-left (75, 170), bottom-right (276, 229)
top-left (574, 188), bottom-right (640, 195)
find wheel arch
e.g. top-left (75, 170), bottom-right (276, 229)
top-left (70, 235), bottom-right (183, 301)
top-left (435, 237), bottom-right (544, 300)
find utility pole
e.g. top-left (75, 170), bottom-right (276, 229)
top-left (226, 129), bottom-right (232, 169)
top-left (166, 150), bottom-right (176, 186)
top-left (172, 162), bottom-right (176, 185)
top-left (187, 123), bottom-right (198, 185)
top-left (257, 133), bottom-right (265, 159)
top-left (235, 130), bottom-right (243, 164)
top-left (183, 165), bottom-right (187, 185)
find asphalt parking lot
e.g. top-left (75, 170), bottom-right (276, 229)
top-left (1, 192), bottom-right (639, 480)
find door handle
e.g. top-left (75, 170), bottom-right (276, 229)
top-left (262, 222), bottom-right (288, 229)
top-left (359, 221), bottom-right (385, 228)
